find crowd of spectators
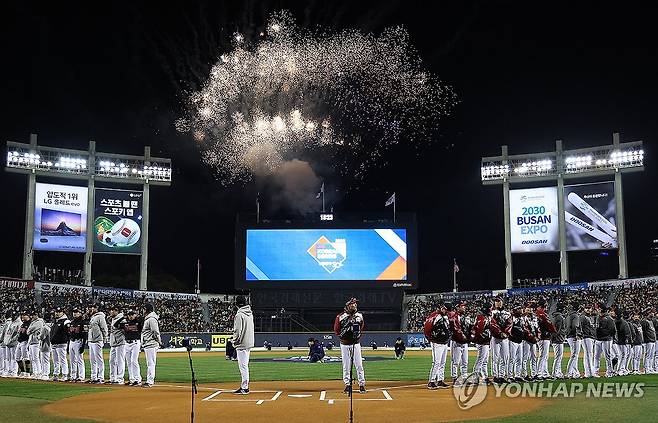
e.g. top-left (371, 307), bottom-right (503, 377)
top-left (207, 297), bottom-right (236, 332)
top-left (1, 285), bottom-right (235, 334)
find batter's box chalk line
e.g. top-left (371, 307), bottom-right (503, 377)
top-left (202, 390), bottom-right (283, 404)
top-left (319, 389), bottom-right (393, 403)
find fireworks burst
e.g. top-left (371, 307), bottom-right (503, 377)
top-left (177, 11), bottom-right (457, 184)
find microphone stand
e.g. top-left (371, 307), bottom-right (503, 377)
top-left (349, 344), bottom-right (354, 423)
top-left (187, 346), bottom-right (198, 423)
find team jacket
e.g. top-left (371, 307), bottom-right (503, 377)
top-left (536, 307), bottom-right (557, 340)
top-left (121, 317), bottom-right (142, 342)
top-left (523, 315), bottom-right (540, 344)
top-left (630, 321), bottom-right (643, 346)
top-left (88, 312), bottom-right (108, 344)
top-left (551, 312), bottom-right (566, 344)
top-left (334, 310), bottom-right (365, 345)
top-left (68, 316), bottom-right (88, 342)
top-left (4, 317), bottom-right (23, 347)
top-left (27, 317), bottom-right (45, 345)
top-left (50, 314), bottom-right (71, 345)
top-left (142, 312), bottom-right (163, 349)
top-left (595, 314), bottom-right (616, 341)
top-left (471, 315), bottom-right (492, 345)
top-left (447, 310), bottom-right (469, 344)
top-left (566, 311), bottom-right (583, 339)
top-left (0, 319), bottom-right (10, 347)
top-left (509, 316), bottom-right (525, 344)
top-left (615, 317), bottom-right (632, 345)
top-left (641, 318), bottom-right (657, 343)
top-left (17, 320), bottom-right (30, 343)
top-left (40, 324), bottom-right (52, 353)
top-left (424, 311), bottom-right (451, 344)
top-left (580, 314), bottom-right (596, 339)
top-left (491, 309), bottom-right (513, 340)
top-left (110, 313), bottom-right (127, 347)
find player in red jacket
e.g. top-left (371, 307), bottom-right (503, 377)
top-left (535, 298), bottom-right (557, 379)
top-left (447, 301), bottom-right (470, 381)
top-left (424, 303), bottom-right (451, 389)
top-left (334, 298), bottom-right (365, 394)
top-left (490, 296), bottom-right (513, 384)
top-left (471, 302), bottom-right (493, 385)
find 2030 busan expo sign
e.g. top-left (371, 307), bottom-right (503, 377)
top-left (509, 187), bottom-right (559, 253)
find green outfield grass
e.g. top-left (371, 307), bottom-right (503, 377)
top-left (1, 348), bottom-right (658, 422)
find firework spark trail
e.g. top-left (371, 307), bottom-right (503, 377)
top-left (177, 11), bottom-right (457, 184)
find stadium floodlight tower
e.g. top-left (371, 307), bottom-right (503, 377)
top-left (481, 132), bottom-right (643, 289)
top-left (5, 134), bottom-right (172, 290)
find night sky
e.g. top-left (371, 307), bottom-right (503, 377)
top-left (1, 1), bottom-right (656, 293)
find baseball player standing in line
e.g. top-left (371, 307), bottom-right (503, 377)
top-left (522, 303), bottom-right (540, 380)
top-left (594, 305), bottom-right (617, 377)
top-left (565, 302), bottom-right (583, 378)
top-left (67, 308), bottom-right (87, 382)
top-left (16, 312), bottom-right (31, 377)
top-left (121, 309), bottom-right (142, 386)
top-left (87, 303), bottom-right (108, 384)
top-left (108, 305), bottom-right (127, 384)
top-left (551, 303), bottom-right (566, 379)
top-left (630, 312), bottom-right (644, 374)
top-left (4, 312), bottom-right (22, 377)
top-left (581, 304), bottom-right (597, 378)
top-left (27, 310), bottom-right (45, 379)
top-left (447, 301), bottom-right (470, 382)
top-left (471, 302), bottom-right (493, 385)
top-left (535, 299), bottom-right (556, 379)
top-left (508, 305), bottom-right (525, 381)
top-left (39, 317), bottom-right (52, 380)
top-left (614, 308), bottom-right (632, 376)
top-left (490, 296), bottom-right (512, 384)
top-left (641, 309), bottom-right (656, 374)
top-left (651, 309), bottom-right (658, 373)
top-left (424, 303), bottom-right (451, 389)
top-left (334, 298), bottom-right (366, 394)
top-left (141, 303), bottom-right (162, 388)
top-left (50, 307), bottom-right (71, 381)
top-left (0, 312), bottom-right (9, 376)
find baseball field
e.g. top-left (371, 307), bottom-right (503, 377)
top-left (1, 349), bottom-right (657, 422)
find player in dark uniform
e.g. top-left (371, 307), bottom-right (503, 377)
top-left (17, 312), bottom-right (31, 377)
top-left (120, 310), bottom-right (143, 386)
top-left (67, 308), bottom-right (87, 382)
top-left (334, 298), bottom-right (366, 394)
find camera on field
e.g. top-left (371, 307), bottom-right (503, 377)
top-left (181, 337), bottom-right (193, 352)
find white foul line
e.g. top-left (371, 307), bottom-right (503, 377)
top-left (202, 391), bottom-right (222, 401)
top-left (319, 391), bottom-right (326, 401)
top-left (382, 390), bottom-right (392, 400)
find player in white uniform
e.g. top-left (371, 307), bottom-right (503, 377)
top-left (334, 298), bottom-right (366, 395)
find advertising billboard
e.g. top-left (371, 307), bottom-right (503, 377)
top-left (33, 183), bottom-right (88, 252)
top-left (564, 182), bottom-right (617, 250)
top-left (245, 229), bottom-right (408, 281)
top-left (93, 188), bottom-right (143, 254)
top-left (509, 187), bottom-right (559, 253)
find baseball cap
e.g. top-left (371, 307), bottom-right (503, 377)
top-left (127, 309), bottom-right (137, 315)
top-left (345, 297), bottom-right (359, 306)
top-left (54, 307), bottom-right (63, 313)
top-left (72, 307), bottom-right (81, 313)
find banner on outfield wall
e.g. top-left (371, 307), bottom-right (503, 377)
top-left (211, 334), bottom-right (232, 348)
top-left (509, 187), bottom-right (559, 253)
top-left (507, 282), bottom-right (588, 295)
top-left (93, 188), bottom-right (143, 254)
top-left (33, 183), bottom-right (88, 252)
top-left (0, 277), bottom-right (35, 289)
top-left (406, 333), bottom-right (427, 347)
top-left (564, 182), bottom-right (617, 251)
top-left (35, 282), bottom-right (90, 293)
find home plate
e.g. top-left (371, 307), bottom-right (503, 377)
top-left (288, 394), bottom-right (313, 398)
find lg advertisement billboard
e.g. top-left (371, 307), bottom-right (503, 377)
top-left (33, 183), bottom-right (88, 252)
top-left (93, 188), bottom-right (143, 254)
